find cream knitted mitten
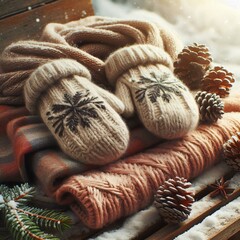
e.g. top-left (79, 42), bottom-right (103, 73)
top-left (105, 44), bottom-right (199, 139)
top-left (24, 59), bottom-right (129, 164)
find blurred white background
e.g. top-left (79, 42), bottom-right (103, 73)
top-left (93, 0), bottom-right (240, 80)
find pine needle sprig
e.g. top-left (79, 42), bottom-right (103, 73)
top-left (5, 209), bottom-right (58, 240)
top-left (0, 183), bottom-right (72, 240)
top-left (20, 206), bottom-right (72, 233)
top-left (13, 184), bottom-right (35, 203)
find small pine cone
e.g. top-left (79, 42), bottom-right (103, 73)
top-left (154, 177), bottom-right (194, 223)
top-left (223, 132), bottom-right (240, 171)
top-left (174, 43), bottom-right (212, 90)
top-left (195, 91), bottom-right (224, 123)
top-left (202, 66), bottom-right (235, 98)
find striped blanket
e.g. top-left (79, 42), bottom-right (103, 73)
top-left (0, 105), bottom-right (161, 195)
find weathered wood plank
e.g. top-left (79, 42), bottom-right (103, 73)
top-left (0, 0), bottom-right (94, 53)
top-left (229, 230), bottom-right (240, 240)
top-left (210, 217), bottom-right (240, 240)
top-left (0, 0), bottom-right (55, 19)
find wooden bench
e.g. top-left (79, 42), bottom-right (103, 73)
top-left (0, 1), bottom-right (239, 239)
top-left (0, 0), bottom-right (94, 53)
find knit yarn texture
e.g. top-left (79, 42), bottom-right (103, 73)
top-left (0, 40), bottom-right (106, 105)
top-left (105, 44), bottom-right (199, 139)
top-left (24, 59), bottom-right (129, 165)
top-left (55, 112), bottom-right (240, 229)
top-left (0, 16), bottom-right (183, 105)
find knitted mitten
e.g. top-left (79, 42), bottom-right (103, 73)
top-left (105, 44), bottom-right (199, 139)
top-left (24, 59), bottom-right (129, 165)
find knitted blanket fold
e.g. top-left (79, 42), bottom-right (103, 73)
top-left (30, 126), bottom-right (161, 194)
top-left (54, 111), bottom-right (240, 229)
top-left (0, 106), bottom-right (56, 182)
top-left (0, 105), bottom-right (161, 183)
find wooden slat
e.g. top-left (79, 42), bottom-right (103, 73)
top-left (146, 183), bottom-right (240, 240)
top-left (0, 0), bottom-right (55, 19)
top-left (229, 230), bottom-right (240, 240)
top-left (210, 217), bottom-right (240, 240)
top-left (0, 0), bottom-right (94, 53)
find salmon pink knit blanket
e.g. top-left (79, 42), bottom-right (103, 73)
top-left (54, 103), bottom-right (240, 229)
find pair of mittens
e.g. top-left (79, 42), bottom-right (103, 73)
top-left (105, 44), bottom-right (199, 139)
top-left (24, 59), bottom-right (129, 165)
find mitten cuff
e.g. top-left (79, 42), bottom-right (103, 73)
top-left (105, 44), bottom-right (173, 86)
top-left (24, 59), bottom-right (91, 114)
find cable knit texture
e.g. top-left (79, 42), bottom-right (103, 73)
top-left (24, 59), bottom-right (129, 165)
top-left (105, 44), bottom-right (199, 139)
top-left (55, 111), bottom-right (240, 229)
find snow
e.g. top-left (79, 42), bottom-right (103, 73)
top-left (36, 18), bottom-right (40, 23)
top-left (93, 0), bottom-right (132, 18)
top-left (175, 196), bottom-right (240, 240)
top-left (89, 206), bottom-right (160, 240)
top-left (93, 0), bottom-right (240, 79)
top-left (0, 194), bottom-right (4, 203)
top-left (189, 162), bottom-right (231, 193)
top-left (81, 10), bottom-right (87, 17)
top-left (184, 232), bottom-right (206, 240)
top-left (202, 216), bottom-right (217, 228)
top-left (7, 200), bottom-right (18, 209)
top-left (65, 12), bottom-right (69, 20)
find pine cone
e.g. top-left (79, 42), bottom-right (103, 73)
top-left (174, 43), bottom-right (212, 89)
top-left (195, 91), bottom-right (224, 123)
top-left (223, 132), bottom-right (240, 171)
top-left (154, 177), bottom-right (194, 223)
top-left (202, 66), bottom-right (235, 98)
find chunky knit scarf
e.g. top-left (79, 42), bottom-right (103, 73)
top-left (0, 16), bottom-right (182, 105)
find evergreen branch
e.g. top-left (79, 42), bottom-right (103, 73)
top-left (5, 209), bottom-right (59, 240)
top-left (0, 184), bottom-right (72, 240)
top-left (18, 206), bottom-right (71, 233)
top-left (13, 184), bottom-right (35, 203)
top-left (6, 183), bottom-right (35, 204)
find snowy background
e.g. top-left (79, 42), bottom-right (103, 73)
top-left (92, 0), bottom-right (240, 82)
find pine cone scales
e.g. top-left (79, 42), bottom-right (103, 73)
top-left (195, 91), bottom-right (224, 123)
top-left (223, 133), bottom-right (240, 171)
top-left (154, 177), bottom-right (194, 223)
top-left (174, 43), bottom-right (212, 89)
top-left (202, 66), bottom-right (235, 98)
